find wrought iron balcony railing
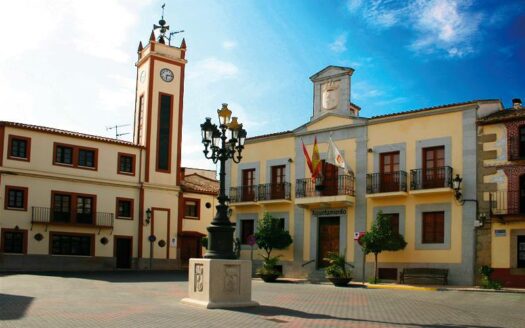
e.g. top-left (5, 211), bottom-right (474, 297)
top-left (229, 185), bottom-right (258, 203)
top-left (295, 175), bottom-right (355, 198)
top-left (490, 191), bottom-right (525, 216)
top-left (366, 171), bottom-right (408, 194)
top-left (258, 182), bottom-right (291, 201)
top-left (410, 166), bottom-right (453, 190)
top-left (509, 136), bottom-right (525, 161)
top-left (31, 207), bottom-right (114, 227)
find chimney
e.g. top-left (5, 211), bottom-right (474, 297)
top-left (512, 98), bottom-right (522, 109)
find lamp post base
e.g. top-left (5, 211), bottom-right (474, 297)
top-left (204, 224), bottom-right (236, 259)
top-left (181, 258), bottom-right (259, 309)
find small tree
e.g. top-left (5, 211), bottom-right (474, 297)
top-left (360, 211), bottom-right (407, 283)
top-left (254, 212), bottom-right (293, 275)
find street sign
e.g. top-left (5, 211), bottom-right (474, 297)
top-left (353, 231), bottom-right (365, 241)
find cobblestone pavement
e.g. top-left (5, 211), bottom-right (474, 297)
top-left (1, 272), bottom-right (524, 328)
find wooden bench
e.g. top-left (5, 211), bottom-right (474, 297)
top-left (400, 268), bottom-right (448, 285)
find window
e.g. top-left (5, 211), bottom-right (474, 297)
top-left (520, 126), bottom-right (525, 158)
top-left (385, 213), bottom-right (400, 234)
top-left (242, 169), bottom-right (256, 201)
top-left (157, 93), bottom-right (173, 172)
top-left (53, 143), bottom-right (98, 169)
top-left (51, 192), bottom-right (96, 225)
top-left (116, 198), bottom-right (133, 219)
top-left (8, 135), bottom-right (31, 161)
top-left (55, 145), bottom-right (73, 165)
top-left (137, 95), bottom-right (145, 145)
top-left (5, 186), bottom-right (28, 211)
top-left (118, 153), bottom-right (136, 175)
top-left (273, 217), bottom-right (285, 230)
top-left (240, 220), bottom-right (255, 244)
top-left (78, 149), bottom-right (95, 168)
top-left (422, 211), bottom-right (445, 243)
top-left (1, 229), bottom-right (27, 254)
top-left (51, 233), bottom-right (93, 256)
top-left (183, 198), bottom-right (200, 219)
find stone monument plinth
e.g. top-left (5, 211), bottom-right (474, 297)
top-left (181, 258), bottom-right (259, 309)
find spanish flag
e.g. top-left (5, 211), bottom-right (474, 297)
top-left (311, 136), bottom-right (321, 179)
top-left (302, 139), bottom-right (313, 175)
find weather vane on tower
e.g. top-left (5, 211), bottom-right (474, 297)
top-left (153, 3), bottom-right (184, 46)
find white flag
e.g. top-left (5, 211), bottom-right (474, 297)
top-left (327, 137), bottom-right (349, 173)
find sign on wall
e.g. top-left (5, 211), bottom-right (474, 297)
top-left (312, 208), bottom-right (347, 216)
top-left (494, 229), bottom-right (506, 237)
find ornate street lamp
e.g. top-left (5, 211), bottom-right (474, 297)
top-left (200, 103), bottom-right (246, 259)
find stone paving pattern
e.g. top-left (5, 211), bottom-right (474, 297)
top-left (1, 272), bottom-right (524, 328)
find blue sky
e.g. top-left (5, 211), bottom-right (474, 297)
top-left (0, 0), bottom-right (523, 169)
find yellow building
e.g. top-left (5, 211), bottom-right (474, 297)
top-left (0, 23), bottom-right (215, 271)
top-left (477, 98), bottom-right (525, 287)
top-left (227, 66), bottom-right (503, 285)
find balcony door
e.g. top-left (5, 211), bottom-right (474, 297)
top-left (271, 165), bottom-right (285, 199)
top-left (520, 126), bottom-right (525, 158)
top-left (380, 152), bottom-right (399, 192)
top-left (520, 175), bottom-right (525, 214)
top-left (242, 169), bottom-right (255, 201)
top-left (518, 235), bottom-right (525, 268)
top-left (423, 146), bottom-right (445, 188)
top-left (322, 161), bottom-right (338, 196)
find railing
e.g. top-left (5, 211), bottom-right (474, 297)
top-left (490, 191), bottom-right (525, 216)
top-left (258, 182), bottom-right (291, 201)
top-left (229, 185), bottom-right (258, 203)
top-left (366, 171), bottom-right (408, 194)
top-left (295, 175), bottom-right (355, 198)
top-left (31, 207), bottom-right (114, 228)
top-left (410, 166), bottom-right (453, 190)
top-left (509, 136), bottom-right (525, 161)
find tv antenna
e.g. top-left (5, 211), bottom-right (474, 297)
top-left (106, 124), bottom-right (130, 139)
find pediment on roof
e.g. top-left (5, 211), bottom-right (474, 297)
top-left (310, 66), bottom-right (354, 82)
top-left (294, 113), bottom-right (367, 133)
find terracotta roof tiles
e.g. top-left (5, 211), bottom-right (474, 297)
top-left (181, 173), bottom-right (219, 195)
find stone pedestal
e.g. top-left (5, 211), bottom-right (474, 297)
top-left (181, 258), bottom-right (259, 309)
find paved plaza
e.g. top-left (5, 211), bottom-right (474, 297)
top-left (1, 272), bottom-right (524, 328)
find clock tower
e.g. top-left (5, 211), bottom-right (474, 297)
top-left (134, 26), bottom-right (187, 185)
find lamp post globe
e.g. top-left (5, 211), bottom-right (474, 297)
top-left (200, 104), bottom-right (246, 259)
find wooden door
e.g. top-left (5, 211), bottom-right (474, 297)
top-left (180, 236), bottom-right (202, 265)
top-left (271, 165), bottom-right (285, 199)
top-left (520, 175), bottom-right (525, 214)
top-left (519, 126), bottom-right (525, 158)
top-left (115, 237), bottom-right (132, 269)
top-left (317, 217), bottom-right (340, 268)
top-left (242, 169), bottom-right (255, 201)
top-left (380, 152), bottom-right (400, 192)
top-left (518, 236), bottom-right (525, 268)
top-left (322, 161), bottom-right (338, 196)
top-left (423, 146), bottom-right (445, 188)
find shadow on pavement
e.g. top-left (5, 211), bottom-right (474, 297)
top-left (0, 293), bottom-right (34, 320)
top-left (0, 271), bottom-right (189, 283)
top-left (230, 305), bottom-right (501, 328)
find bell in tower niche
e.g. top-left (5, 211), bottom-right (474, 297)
top-left (322, 80), bottom-right (339, 111)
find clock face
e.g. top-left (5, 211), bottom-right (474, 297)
top-left (139, 70), bottom-right (146, 83)
top-left (160, 68), bottom-right (174, 82)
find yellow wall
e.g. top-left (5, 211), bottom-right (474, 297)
top-left (491, 222), bottom-right (525, 268)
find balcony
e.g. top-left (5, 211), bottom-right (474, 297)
top-left (366, 171), bottom-right (408, 197)
top-left (31, 207), bottom-right (114, 231)
top-left (409, 166), bottom-right (454, 195)
top-left (229, 185), bottom-right (258, 204)
top-left (257, 182), bottom-right (292, 204)
top-left (490, 191), bottom-right (525, 221)
top-left (509, 136), bottom-right (525, 161)
top-left (295, 175), bottom-right (355, 208)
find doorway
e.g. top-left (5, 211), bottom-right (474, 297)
top-left (180, 234), bottom-right (203, 266)
top-left (317, 217), bottom-right (340, 268)
top-left (115, 236), bottom-right (132, 269)
top-left (322, 161), bottom-right (339, 196)
top-left (518, 236), bottom-right (525, 268)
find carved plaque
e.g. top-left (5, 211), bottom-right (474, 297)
top-left (194, 263), bottom-right (204, 292)
top-left (322, 80), bottom-right (339, 110)
top-left (224, 264), bottom-right (240, 294)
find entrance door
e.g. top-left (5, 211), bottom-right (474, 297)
top-left (518, 236), bottom-right (525, 268)
top-left (380, 152), bottom-right (400, 192)
top-left (317, 217), bottom-right (340, 268)
top-left (423, 146), bottom-right (445, 188)
top-left (322, 161), bottom-right (338, 196)
top-left (115, 237), bottom-right (132, 269)
top-left (180, 236), bottom-right (202, 266)
top-left (520, 175), bottom-right (525, 214)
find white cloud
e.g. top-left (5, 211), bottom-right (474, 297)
top-left (347, 0), bottom-right (484, 58)
top-left (329, 33), bottom-right (348, 53)
top-left (187, 57), bottom-right (239, 82)
top-left (352, 81), bottom-right (384, 101)
top-left (346, 0), bottom-right (363, 13)
top-left (222, 40), bottom-right (237, 49)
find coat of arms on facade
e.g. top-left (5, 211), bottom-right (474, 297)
top-left (322, 80), bottom-right (339, 110)
top-left (224, 265), bottom-right (240, 294)
top-left (194, 263), bottom-right (204, 292)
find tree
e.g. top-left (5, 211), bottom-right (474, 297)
top-left (254, 212), bottom-right (293, 276)
top-left (360, 211), bottom-right (407, 283)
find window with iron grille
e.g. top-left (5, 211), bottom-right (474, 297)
top-left (51, 233), bottom-right (92, 256)
top-left (1, 230), bottom-right (26, 253)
